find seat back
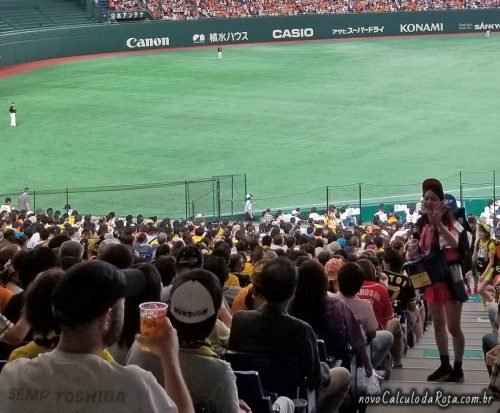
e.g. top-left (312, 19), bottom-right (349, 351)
top-left (225, 350), bottom-right (306, 399)
top-left (234, 370), bottom-right (273, 413)
top-left (319, 328), bottom-right (351, 370)
top-left (317, 339), bottom-right (342, 368)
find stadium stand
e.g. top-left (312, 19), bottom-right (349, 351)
top-left (0, 0), bottom-right (99, 33)
top-left (1, 0), bottom-right (497, 33)
top-left (0, 185), bottom-right (499, 412)
top-left (108, 0), bottom-right (500, 20)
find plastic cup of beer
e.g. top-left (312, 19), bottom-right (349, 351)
top-left (139, 302), bottom-right (168, 351)
top-left (407, 239), bottom-right (418, 250)
top-left (406, 238), bottom-right (419, 260)
top-left (292, 398), bottom-right (307, 413)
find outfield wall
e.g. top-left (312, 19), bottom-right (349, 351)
top-left (1, 9), bottom-right (500, 67)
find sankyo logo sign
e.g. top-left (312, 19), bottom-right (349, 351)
top-left (126, 37), bottom-right (170, 49)
top-left (193, 34), bottom-right (206, 44)
top-left (272, 28), bottom-right (314, 39)
top-left (400, 23), bottom-right (443, 33)
top-left (474, 22), bottom-right (500, 30)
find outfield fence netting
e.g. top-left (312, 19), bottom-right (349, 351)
top-left (1, 171), bottom-right (499, 221)
top-left (0, 174), bottom-right (247, 219)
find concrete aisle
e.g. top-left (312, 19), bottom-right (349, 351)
top-left (367, 299), bottom-right (500, 412)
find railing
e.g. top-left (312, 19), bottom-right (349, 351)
top-left (0, 174), bottom-right (247, 220)
top-left (251, 171), bottom-right (499, 224)
top-left (1, 171), bottom-right (497, 222)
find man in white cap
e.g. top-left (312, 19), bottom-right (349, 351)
top-left (128, 269), bottom-right (294, 413)
top-left (244, 194), bottom-right (254, 222)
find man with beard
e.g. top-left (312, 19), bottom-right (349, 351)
top-left (0, 260), bottom-right (194, 413)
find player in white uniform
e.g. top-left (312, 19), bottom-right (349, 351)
top-left (9, 102), bottom-right (16, 127)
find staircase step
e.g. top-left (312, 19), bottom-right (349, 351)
top-left (365, 303), bottom-right (498, 412)
top-left (391, 366), bottom-right (489, 384)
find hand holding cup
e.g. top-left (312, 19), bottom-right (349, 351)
top-left (137, 302), bottom-right (177, 356)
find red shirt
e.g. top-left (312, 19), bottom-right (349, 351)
top-left (358, 281), bottom-right (394, 330)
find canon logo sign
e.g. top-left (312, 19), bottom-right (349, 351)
top-left (126, 37), bottom-right (170, 49)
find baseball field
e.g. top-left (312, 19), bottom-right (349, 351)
top-left (1, 34), bottom-right (498, 217)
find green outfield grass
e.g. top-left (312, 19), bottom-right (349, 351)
top-left (1, 35), bottom-right (499, 217)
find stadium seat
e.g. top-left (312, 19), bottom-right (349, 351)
top-left (233, 370), bottom-right (274, 413)
top-left (225, 350), bottom-right (317, 412)
top-left (317, 338), bottom-right (341, 368)
top-left (0, 0), bottom-right (98, 33)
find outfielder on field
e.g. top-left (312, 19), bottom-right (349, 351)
top-left (9, 102), bottom-right (16, 127)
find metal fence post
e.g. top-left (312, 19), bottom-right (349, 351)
top-left (216, 179), bottom-right (221, 222)
top-left (184, 181), bottom-right (189, 220)
top-left (231, 175), bottom-right (234, 216)
top-left (494, 171), bottom-right (497, 231)
top-left (358, 183), bottom-right (362, 224)
top-left (212, 178), bottom-right (216, 220)
top-left (326, 186), bottom-right (329, 212)
top-left (244, 174), bottom-right (247, 198)
top-left (33, 189), bottom-right (36, 212)
top-left (459, 171), bottom-right (463, 207)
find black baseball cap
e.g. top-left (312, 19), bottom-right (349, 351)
top-left (176, 246), bottom-right (203, 269)
top-left (52, 260), bottom-right (145, 327)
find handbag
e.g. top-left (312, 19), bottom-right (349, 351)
top-left (354, 368), bottom-right (383, 395)
top-left (448, 263), bottom-right (468, 303)
top-left (403, 251), bottom-right (451, 289)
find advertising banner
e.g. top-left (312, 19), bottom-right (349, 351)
top-left (1, 9), bottom-right (500, 67)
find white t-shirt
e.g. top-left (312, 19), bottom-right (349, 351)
top-left (0, 349), bottom-right (178, 413)
top-left (374, 211), bottom-right (388, 222)
top-left (405, 211), bottom-right (420, 224)
top-left (308, 212), bottom-right (319, 221)
top-left (26, 232), bottom-right (41, 249)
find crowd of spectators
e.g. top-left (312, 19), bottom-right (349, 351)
top-left (1, 187), bottom-right (499, 411)
top-left (107, 0), bottom-right (500, 20)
